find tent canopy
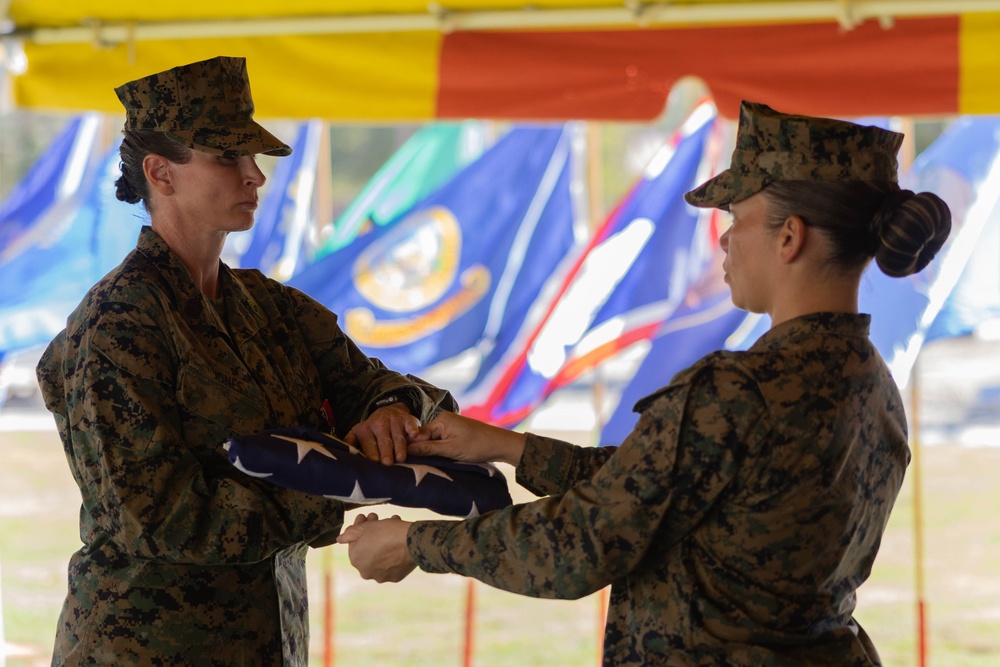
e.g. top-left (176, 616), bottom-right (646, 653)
top-left (5, 1), bottom-right (1000, 120)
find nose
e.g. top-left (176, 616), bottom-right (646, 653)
top-left (242, 157), bottom-right (266, 188)
top-left (720, 227), bottom-right (730, 253)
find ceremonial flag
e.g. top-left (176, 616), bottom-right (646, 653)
top-left (460, 104), bottom-right (717, 426)
top-left (314, 122), bottom-right (487, 257)
top-left (0, 114), bottom-right (101, 261)
top-left (288, 125), bottom-right (586, 372)
top-left (238, 120), bottom-right (323, 280)
top-left (225, 426), bottom-right (512, 518)
top-left (863, 116), bottom-right (1000, 387)
top-left (0, 141), bottom-right (137, 357)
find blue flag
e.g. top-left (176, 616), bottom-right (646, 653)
top-left (0, 140), bottom-right (138, 357)
top-left (238, 120), bottom-right (323, 279)
top-left (0, 114), bottom-right (100, 261)
top-left (461, 105), bottom-right (717, 426)
top-left (314, 122), bottom-right (486, 257)
top-left (288, 125), bottom-right (584, 372)
top-left (919, 117), bottom-right (1000, 342)
top-left (863, 116), bottom-right (1000, 387)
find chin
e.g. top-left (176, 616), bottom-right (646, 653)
top-left (235, 217), bottom-right (255, 232)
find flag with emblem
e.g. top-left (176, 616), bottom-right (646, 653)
top-left (288, 124), bottom-right (587, 372)
top-left (225, 426), bottom-right (512, 518)
top-left (459, 104), bottom-right (718, 426)
top-left (313, 122), bottom-right (487, 257)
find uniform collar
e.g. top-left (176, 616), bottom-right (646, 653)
top-left (751, 312), bottom-right (872, 353)
top-left (135, 226), bottom-right (267, 340)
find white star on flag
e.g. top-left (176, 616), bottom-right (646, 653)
top-left (397, 463), bottom-right (454, 486)
top-left (275, 435), bottom-right (339, 464)
top-left (332, 480), bottom-right (391, 505)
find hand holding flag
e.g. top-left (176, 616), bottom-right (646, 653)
top-left (345, 402), bottom-right (421, 466)
top-left (409, 411), bottom-right (527, 467)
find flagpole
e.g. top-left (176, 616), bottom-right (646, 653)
top-left (314, 121), bottom-right (333, 259)
top-left (895, 115), bottom-right (928, 667)
top-left (591, 369), bottom-right (610, 666)
top-left (462, 579), bottom-right (476, 667)
top-left (322, 545), bottom-right (336, 667)
top-left (585, 118), bottom-right (610, 666)
top-left (586, 121), bottom-right (604, 235)
top-left (910, 355), bottom-right (928, 667)
top-left (464, 118), bottom-right (488, 667)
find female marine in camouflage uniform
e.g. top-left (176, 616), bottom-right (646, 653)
top-left (338, 101), bottom-right (952, 666)
top-left (36, 56), bottom-right (454, 666)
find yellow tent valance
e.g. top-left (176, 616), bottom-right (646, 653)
top-left (6, 1), bottom-right (1000, 120)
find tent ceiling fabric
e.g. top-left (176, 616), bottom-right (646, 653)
top-left (5, 1), bottom-right (1000, 120)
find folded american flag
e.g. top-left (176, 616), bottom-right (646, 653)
top-left (224, 426), bottom-right (512, 518)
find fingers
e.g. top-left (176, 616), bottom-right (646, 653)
top-left (352, 406), bottom-right (415, 465)
top-left (337, 515), bottom-right (418, 583)
top-left (337, 512), bottom-right (380, 543)
top-left (406, 439), bottom-right (453, 459)
top-left (388, 416), bottom-right (411, 465)
top-left (337, 527), bottom-right (359, 543)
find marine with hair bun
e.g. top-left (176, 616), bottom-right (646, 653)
top-left (336, 100), bottom-right (952, 667)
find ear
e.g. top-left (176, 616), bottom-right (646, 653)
top-left (142, 154), bottom-right (175, 197)
top-left (776, 214), bottom-right (807, 263)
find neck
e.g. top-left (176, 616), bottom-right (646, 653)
top-left (768, 270), bottom-right (861, 327)
top-left (150, 218), bottom-right (227, 299)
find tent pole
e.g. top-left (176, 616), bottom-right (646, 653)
top-left (910, 355), bottom-right (928, 667)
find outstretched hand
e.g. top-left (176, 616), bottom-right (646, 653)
top-left (336, 513), bottom-right (417, 583)
top-left (346, 404), bottom-right (420, 465)
top-left (408, 411), bottom-right (526, 467)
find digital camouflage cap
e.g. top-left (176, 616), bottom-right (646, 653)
top-left (684, 100), bottom-right (903, 209)
top-left (115, 56), bottom-right (292, 158)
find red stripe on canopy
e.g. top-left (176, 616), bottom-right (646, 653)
top-left (437, 17), bottom-right (960, 119)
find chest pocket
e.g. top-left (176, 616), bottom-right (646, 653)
top-left (177, 359), bottom-right (268, 432)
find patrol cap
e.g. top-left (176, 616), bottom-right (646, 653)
top-left (685, 100), bottom-right (903, 209)
top-left (114, 56), bottom-right (292, 158)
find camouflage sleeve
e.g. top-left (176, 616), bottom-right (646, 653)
top-left (72, 302), bottom-right (342, 564)
top-left (514, 433), bottom-right (617, 497)
top-left (283, 285), bottom-right (458, 429)
top-left (407, 361), bottom-right (767, 599)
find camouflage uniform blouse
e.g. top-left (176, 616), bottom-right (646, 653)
top-left (38, 227), bottom-right (452, 666)
top-left (409, 312), bottom-right (908, 666)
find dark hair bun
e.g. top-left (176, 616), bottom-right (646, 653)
top-left (872, 190), bottom-right (952, 278)
top-left (114, 170), bottom-right (141, 204)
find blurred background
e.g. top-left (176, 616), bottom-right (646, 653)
top-left (2, 2), bottom-right (1000, 666)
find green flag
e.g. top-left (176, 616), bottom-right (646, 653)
top-left (315, 122), bottom-right (486, 257)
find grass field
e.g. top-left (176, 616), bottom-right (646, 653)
top-left (2, 425), bottom-right (999, 666)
